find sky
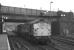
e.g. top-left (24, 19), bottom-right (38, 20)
top-left (0, 0), bottom-right (74, 12)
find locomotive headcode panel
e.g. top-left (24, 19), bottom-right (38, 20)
top-left (33, 21), bottom-right (51, 36)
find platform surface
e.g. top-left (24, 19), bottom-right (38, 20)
top-left (0, 34), bottom-right (10, 50)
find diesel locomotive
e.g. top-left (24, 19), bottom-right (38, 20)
top-left (14, 19), bottom-right (52, 44)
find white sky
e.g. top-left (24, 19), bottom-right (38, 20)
top-left (0, 0), bottom-right (74, 12)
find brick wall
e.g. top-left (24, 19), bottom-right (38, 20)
top-left (59, 11), bottom-right (74, 38)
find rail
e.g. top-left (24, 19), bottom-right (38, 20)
top-left (8, 36), bottom-right (59, 50)
top-left (8, 36), bottom-right (29, 50)
top-left (51, 36), bottom-right (74, 45)
top-left (51, 36), bottom-right (74, 50)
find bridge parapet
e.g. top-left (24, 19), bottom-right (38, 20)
top-left (0, 5), bottom-right (57, 17)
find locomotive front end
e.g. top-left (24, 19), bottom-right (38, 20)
top-left (32, 19), bottom-right (52, 44)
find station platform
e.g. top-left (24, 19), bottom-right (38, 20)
top-left (0, 34), bottom-right (10, 50)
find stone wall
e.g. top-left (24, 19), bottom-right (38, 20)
top-left (3, 22), bottom-right (24, 32)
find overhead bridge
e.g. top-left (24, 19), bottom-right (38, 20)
top-left (0, 5), bottom-right (57, 16)
top-left (0, 4), bottom-right (59, 22)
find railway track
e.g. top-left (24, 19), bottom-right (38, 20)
top-left (8, 36), bottom-right (59, 50)
top-left (51, 36), bottom-right (74, 50)
top-left (51, 36), bottom-right (74, 45)
top-left (37, 44), bottom-right (59, 50)
top-left (52, 35), bottom-right (74, 42)
top-left (8, 36), bottom-right (30, 50)
top-left (57, 36), bottom-right (74, 42)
